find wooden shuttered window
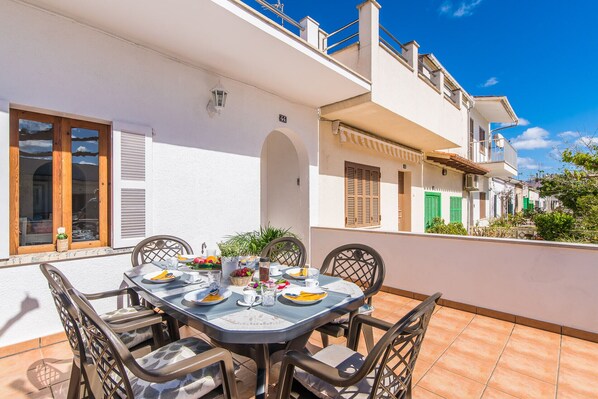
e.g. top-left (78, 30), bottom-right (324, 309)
top-left (112, 122), bottom-right (153, 248)
top-left (450, 196), bottom-right (463, 223)
top-left (479, 192), bottom-right (487, 219)
top-left (345, 162), bottom-right (380, 228)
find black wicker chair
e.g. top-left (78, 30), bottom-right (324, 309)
top-left (276, 293), bottom-right (442, 399)
top-left (131, 235), bottom-right (194, 267)
top-left (260, 237), bottom-right (307, 268)
top-left (316, 244), bottom-right (385, 350)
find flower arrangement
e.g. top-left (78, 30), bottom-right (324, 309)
top-left (56, 227), bottom-right (68, 240)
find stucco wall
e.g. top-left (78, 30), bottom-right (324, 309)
top-left (422, 163), bottom-right (465, 225)
top-left (0, 1), bottom-right (320, 346)
top-left (311, 227), bottom-right (598, 334)
top-left (318, 121), bottom-right (425, 233)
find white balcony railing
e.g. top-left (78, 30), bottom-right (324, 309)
top-left (470, 136), bottom-right (518, 169)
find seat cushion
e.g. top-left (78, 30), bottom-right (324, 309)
top-left (295, 345), bottom-right (374, 399)
top-left (101, 306), bottom-right (159, 349)
top-left (127, 337), bottom-right (222, 399)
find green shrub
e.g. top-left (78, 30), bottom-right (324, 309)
top-left (223, 224), bottom-right (298, 256)
top-left (426, 217), bottom-right (468, 235)
top-left (533, 212), bottom-right (575, 241)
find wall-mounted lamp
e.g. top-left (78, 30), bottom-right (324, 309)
top-left (402, 164), bottom-right (407, 170)
top-left (206, 83), bottom-right (228, 117)
top-left (442, 168), bottom-right (448, 176)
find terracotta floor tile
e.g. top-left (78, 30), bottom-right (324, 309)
top-left (437, 307), bottom-right (476, 324)
top-left (560, 336), bottom-right (598, 371)
top-left (412, 385), bottom-right (445, 399)
top-left (557, 386), bottom-right (598, 399)
top-left (418, 365), bottom-right (485, 399)
top-left (449, 334), bottom-right (506, 362)
top-left (39, 342), bottom-right (73, 386)
top-left (50, 380), bottom-right (70, 399)
top-left (419, 341), bottom-right (448, 364)
top-left (511, 325), bottom-right (561, 347)
top-left (496, 345), bottom-right (559, 384)
top-left (504, 334), bottom-right (560, 362)
top-left (469, 315), bottom-right (515, 336)
top-left (424, 324), bottom-right (462, 347)
top-left (481, 387), bottom-right (520, 399)
top-left (557, 366), bottom-right (598, 398)
top-left (436, 344), bottom-right (498, 383)
top-left (0, 349), bottom-right (47, 395)
top-left (26, 387), bottom-right (53, 399)
top-left (413, 359), bottom-right (433, 384)
top-left (488, 365), bottom-right (556, 399)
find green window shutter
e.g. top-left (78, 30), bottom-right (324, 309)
top-left (523, 196), bottom-right (529, 210)
top-left (424, 192), bottom-right (441, 229)
top-left (450, 196), bottom-right (462, 223)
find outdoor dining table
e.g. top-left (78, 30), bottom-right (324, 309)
top-left (123, 264), bottom-right (365, 399)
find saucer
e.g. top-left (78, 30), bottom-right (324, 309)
top-left (269, 271), bottom-right (283, 277)
top-left (237, 299), bottom-right (262, 307)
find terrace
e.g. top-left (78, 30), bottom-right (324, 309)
top-left (2, 290), bottom-right (597, 398)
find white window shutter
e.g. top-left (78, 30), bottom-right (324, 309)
top-left (112, 122), bottom-right (153, 248)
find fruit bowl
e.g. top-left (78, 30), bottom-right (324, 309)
top-left (229, 267), bottom-right (254, 286)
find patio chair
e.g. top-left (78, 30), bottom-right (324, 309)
top-left (40, 263), bottom-right (166, 399)
top-left (131, 235), bottom-right (194, 267)
top-left (276, 292), bottom-right (442, 399)
top-left (68, 287), bottom-right (239, 399)
top-left (260, 237), bottom-right (307, 268)
top-left (316, 244), bottom-right (385, 350)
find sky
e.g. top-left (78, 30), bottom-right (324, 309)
top-left (249, 0), bottom-right (598, 180)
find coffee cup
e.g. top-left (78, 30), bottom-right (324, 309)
top-left (242, 289), bottom-right (261, 305)
top-left (270, 264), bottom-right (280, 275)
top-left (183, 271), bottom-right (201, 284)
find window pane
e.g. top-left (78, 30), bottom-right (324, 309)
top-left (18, 119), bottom-right (54, 246)
top-left (72, 127), bottom-right (100, 242)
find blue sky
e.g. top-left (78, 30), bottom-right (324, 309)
top-left (250, 0), bottom-right (598, 180)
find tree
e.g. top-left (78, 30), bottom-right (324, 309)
top-left (539, 139), bottom-right (598, 217)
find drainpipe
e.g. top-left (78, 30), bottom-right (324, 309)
top-left (465, 99), bottom-right (474, 232)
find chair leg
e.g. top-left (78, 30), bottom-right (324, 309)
top-left (66, 360), bottom-right (81, 399)
top-left (362, 324), bottom-right (375, 353)
top-left (319, 332), bottom-right (329, 348)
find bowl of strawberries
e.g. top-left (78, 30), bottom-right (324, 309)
top-left (229, 267), bottom-right (254, 286)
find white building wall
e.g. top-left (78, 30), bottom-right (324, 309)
top-left (0, 1), bottom-right (319, 346)
top-left (318, 121), bottom-right (425, 233)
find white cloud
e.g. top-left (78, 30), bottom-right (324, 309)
top-left (576, 136), bottom-right (598, 147)
top-left (20, 140), bottom-right (52, 149)
top-left (481, 77), bottom-right (498, 88)
top-left (77, 161), bottom-right (97, 165)
top-left (439, 0), bottom-right (482, 17)
top-left (518, 157), bottom-right (540, 170)
top-left (499, 117), bottom-right (529, 128)
top-left (76, 145), bottom-right (88, 152)
top-left (557, 130), bottom-right (578, 139)
top-left (511, 127), bottom-right (558, 150)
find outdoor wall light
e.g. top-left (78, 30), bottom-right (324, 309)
top-left (442, 168), bottom-right (448, 176)
top-left (207, 83), bottom-right (228, 117)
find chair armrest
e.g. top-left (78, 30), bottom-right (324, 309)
top-left (347, 314), bottom-right (393, 351)
top-left (281, 350), bottom-right (353, 386)
top-left (84, 287), bottom-right (137, 301)
top-left (109, 314), bottom-right (163, 333)
top-left (103, 308), bottom-right (157, 324)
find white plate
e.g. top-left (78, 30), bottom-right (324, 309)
top-left (183, 288), bottom-right (232, 306)
top-left (285, 267), bottom-right (317, 280)
top-left (269, 271), bottom-right (283, 277)
top-left (237, 299), bottom-right (262, 307)
top-left (143, 270), bottom-right (184, 284)
top-left (282, 286), bottom-right (328, 305)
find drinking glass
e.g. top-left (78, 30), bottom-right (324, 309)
top-left (207, 270), bottom-right (222, 290)
top-left (305, 268), bottom-right (320, 288)
top-left (262, 283), bottom-right (277, 307)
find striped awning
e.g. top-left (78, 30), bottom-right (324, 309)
top-left (333, 122), bottom-right (423, 163)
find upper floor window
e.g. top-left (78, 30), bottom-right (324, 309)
top-left (479, 127), bottom-right (486, 155)
top-left (345, 162), bottom-right (380, 228)
top-left (10, 109), bottom-right (109, 254)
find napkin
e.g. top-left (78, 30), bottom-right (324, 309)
top-left (285, 291), bottom-right (326, 301)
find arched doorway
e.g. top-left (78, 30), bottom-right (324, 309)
top-left (260, 130), bottom-right (309, 245)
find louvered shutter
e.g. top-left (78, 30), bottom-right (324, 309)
top-left (112, 122), bottom-right (153, 248)
top-left (356, 168), bottom-right (364, 226)
top-left (371, 170), bottom-right (380, 224)
top-left (345, 165), bottom-right (356, 227)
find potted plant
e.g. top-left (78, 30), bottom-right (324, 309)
top-left (218, 241), bottom-right (243, 278)
top-left (56, 227), bottom-right (68, 252)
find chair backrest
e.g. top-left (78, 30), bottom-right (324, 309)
top-left (68, 287), bottom-right (137, 399)
top-left (131, 235), bottom-right (193, 266)
top-left (320, 244), bottom-right (385, 301)
top-left (360, 293), bottom-right (441, 399)
top-left (39, 263), bottom-right (87, 366)
top-left (260, 237), bottom-right (307, 267)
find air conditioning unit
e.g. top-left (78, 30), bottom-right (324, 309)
top-left (464, 174), bottom-right (480, 191)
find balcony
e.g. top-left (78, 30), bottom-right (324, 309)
top-left (470, 136), bottom-right (518, 178)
